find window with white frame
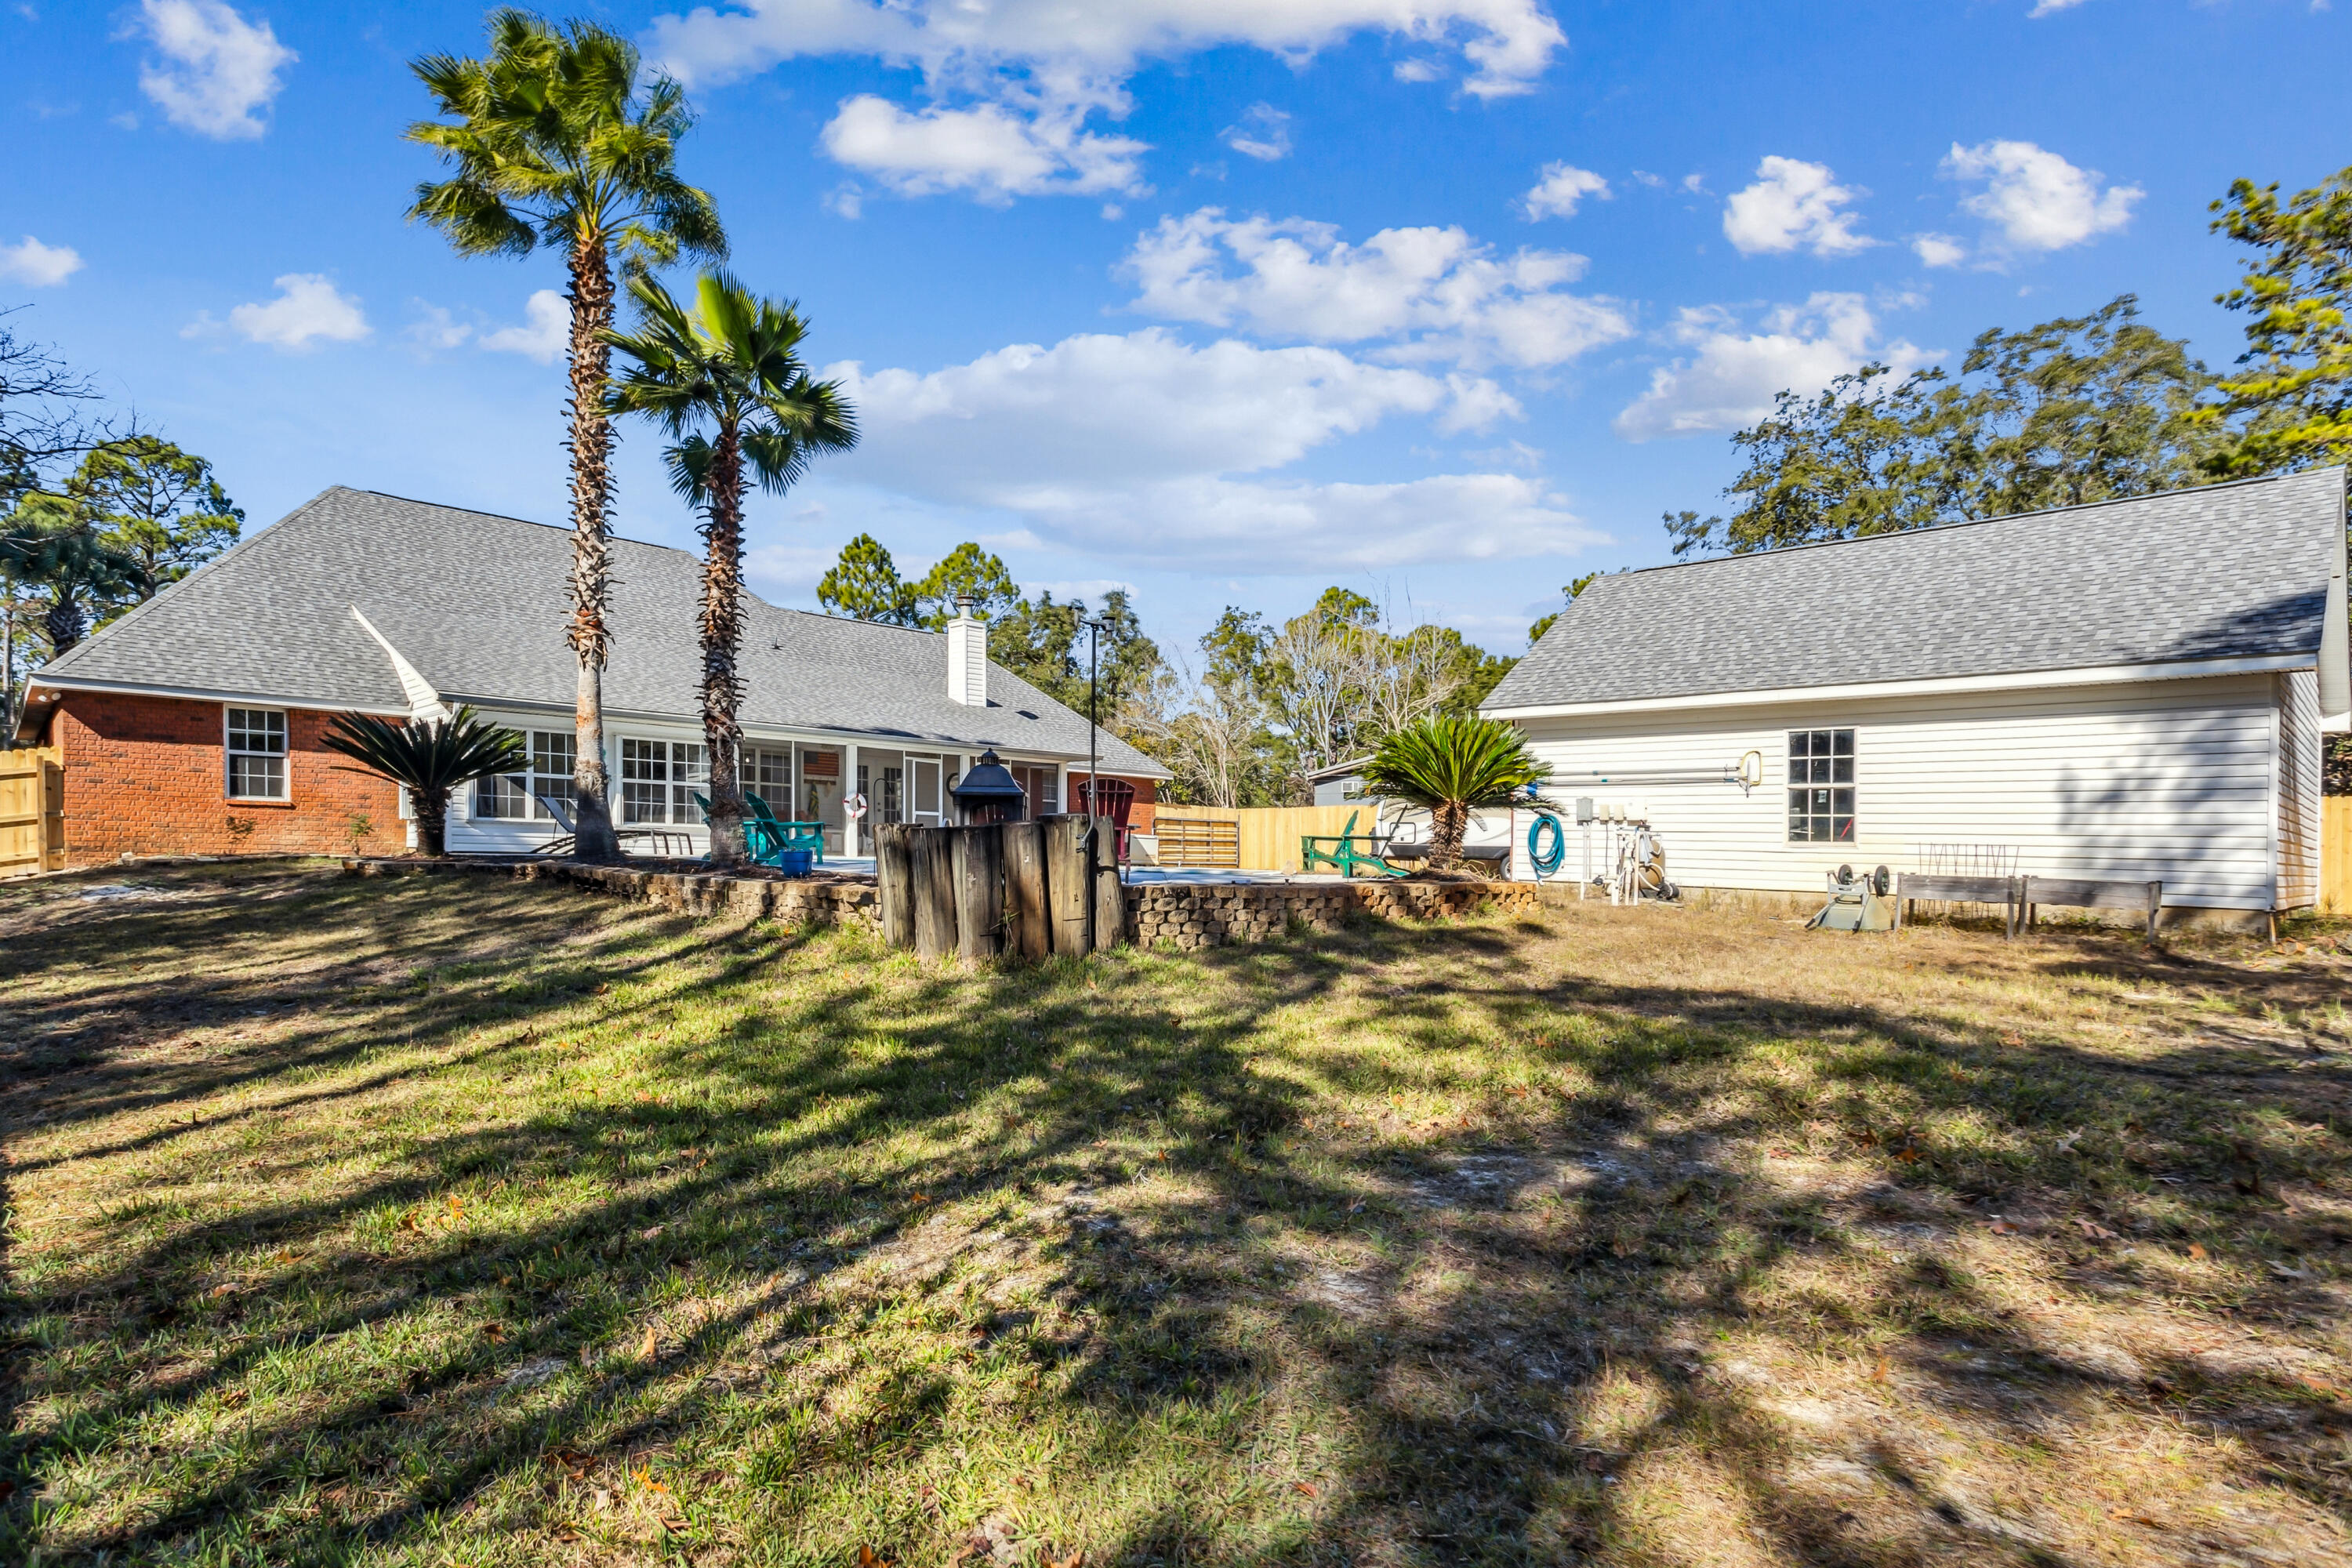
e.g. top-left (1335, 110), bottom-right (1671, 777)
top-left (739, 746), bottom-right (791, 812)
top-left (621, 738), bottom-right (707, 825)
top-left (1787, 728), bottom-right (1855, 842)
top-left (225, 707), bottom-right (287, 800)
top-left (476, 729), bottom-right (575, 820)
top-left (1008, 763), bottom-right (1059, 818)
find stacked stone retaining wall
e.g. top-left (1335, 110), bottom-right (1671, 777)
top-left (343, 856), bottom-right (880, 930)
top-left (1125, 879), bottom-right (1534, 949)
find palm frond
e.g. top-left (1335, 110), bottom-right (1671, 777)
top-left (1362, 716), bottom-right (1551, 811)
top-left (321, 706), bottom-right (527, 796)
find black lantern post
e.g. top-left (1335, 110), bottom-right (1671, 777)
top-left (948, 748), bottom-right (1027, 825)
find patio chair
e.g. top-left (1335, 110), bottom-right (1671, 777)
top-left (1301, 810), bottom-right (1408, 879)
top-left (528, 786), bottom-right (692, 858)
top-left (744, 791), bottom-right (826, 863)
top-left (694, 792), bottom-right (792, 866)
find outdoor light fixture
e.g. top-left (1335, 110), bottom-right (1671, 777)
top-left (948, 747), bottom-right (1025, 824)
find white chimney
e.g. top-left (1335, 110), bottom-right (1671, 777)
top-left (946, 593), bottom-right (987, 706)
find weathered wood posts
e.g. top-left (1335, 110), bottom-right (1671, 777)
top-left (877, 815), bottom-right (1117, 962)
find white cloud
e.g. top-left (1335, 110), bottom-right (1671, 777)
top-left (1520, 162), bottom-right (1609, 221)
top-left (1123, 209), bottom-right (1633, 370)
top-left (480, 289), bottom-right (571, 363)
top-left (1911, 233), bottom-right (1966, 268)
top-left (647, 0), bottom-right (1566, 100)
top-left (1722, 155), bottom-right (1873, 257)
top-left (821, 94), bottom-right (1148, 200)
top-left (649, 1), bottom-right (1563, 203)
top-left (403, 303), bottom-right (473, 351)
top-left (134, 0), bottom-right (295, 140)
top-left (1220, 103), bottom-right (1292, 162)
top-left (199, 273), bottom-right (367, 349)
top-left (1392, 58), bottom-right (1446, 82)
top-left (2028, 0), bottom-right (2089, 14)
top-left (0, 235), bottom-right (83, 287)
top-left (1943, 140), bottom-right (2140, 253)
top-left (817, 328), bottom-right (1579, 571)
top-left (1613, 292), bottom-right (1927, 442)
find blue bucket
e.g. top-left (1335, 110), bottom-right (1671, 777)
top-left (774, 848), bottom-right (815, 877)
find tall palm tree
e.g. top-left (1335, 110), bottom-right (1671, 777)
top-left (405, 9), bottom-right (724, 861)
top-left (1361, 714), bottom-right (1552, 871)
top-left (2, 491), bottom-right (147, 658)
top-left (604, 271), bottom-right (857, 866)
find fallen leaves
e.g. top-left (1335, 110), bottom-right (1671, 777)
top-left (1869, 1355), bottom-right (1891, 1385)
top-left (1988, 1219), bottom-right (2020, 1236)
top-left (2074, 1218), bottom-right (2119, 1241)
top-left (2187, 1243), bottom-right (2209, 1261)
top-left (640, 1325), bottom-right (659, 1363)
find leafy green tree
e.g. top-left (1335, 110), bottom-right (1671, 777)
top-left (1362, 714), bottom-right (1550, 871)
top-left (2200, 167), bottom-right (2352, 477)
top-left (1670, 296), bottom-right (2214, 556)
top-left (321, 706), bottom-right (526, 858)
top-left (406, 9), bottom-right (726, 861)
top-left (2, 490), bottom-right (148, 657)
top-left (815, 534), bottom-right (920, 626)
top-left (913, 542), bottom-right (1021, 628)
top-left (67, 435), bottom-right (241, 604)
top-left (604, 270), bottom-right (857, 866)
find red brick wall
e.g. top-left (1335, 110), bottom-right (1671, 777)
top-left (52, 691), bottom-right (408, 862)
top-left (1069, 773), bottom-right (1160, 832)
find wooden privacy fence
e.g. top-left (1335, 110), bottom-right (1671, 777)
top-left (2327, 798), bottom-right (2351, 916)
top-left (1149, 803), bottom-right (1385, 873)
top-left (876, 815), bottom-right (1123, 961)
top-left (1, 746), bottom-right (64, 879)
top-left (1152, 816), bottom-right (1240, 869)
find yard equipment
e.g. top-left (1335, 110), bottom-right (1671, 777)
top-left (1526, 812), bottom-right (1566, 881)
top-left (1301, 810), bottom-right (1409, 878)
top-left (1809, 863), bottom-right (1895, 931)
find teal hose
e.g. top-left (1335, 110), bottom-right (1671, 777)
top-left (1526, 812), bottom-right (1566, 880)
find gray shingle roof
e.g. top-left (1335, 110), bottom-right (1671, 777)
top-left (1484, 467), bottom-right (2347, 713)
top-left (34, 487), bottom-right (1169, 775)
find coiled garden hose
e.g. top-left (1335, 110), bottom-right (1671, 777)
top-left (1526, 812), bottom-right (1566, 880)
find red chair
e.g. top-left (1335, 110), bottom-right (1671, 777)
top-left (1082, 776), bottom-right (1138, 859)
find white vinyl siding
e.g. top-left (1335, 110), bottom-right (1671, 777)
top-left (2279, 668), bottom-right (2322, 909)
top-left (1509, 673), bottom-right (2284, 909)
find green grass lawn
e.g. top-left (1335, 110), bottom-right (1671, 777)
top-left (4, 862), bottom-right (2351, 1567)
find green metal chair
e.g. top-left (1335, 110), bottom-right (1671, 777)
top-left (1300, 810), bottom-right (1408, 878)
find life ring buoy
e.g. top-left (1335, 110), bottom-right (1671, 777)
top-left (844, 792), bottom-right (868, 821)
top-left (1526, 812), bottom-right (1566, 880)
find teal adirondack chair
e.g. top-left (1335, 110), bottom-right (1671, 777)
top-left (1300, 811), bottom-right (1408, 878)
top-left (745, 792), bottom-right (826, 863)
top-left (695, 792), bottom-right (789, 866)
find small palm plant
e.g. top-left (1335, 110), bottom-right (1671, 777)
top-left (321, 706), bottom-right (527, 858)
top-left (1361, 715), bottom-right (1551, 872)
top-left (604, 270), bottom-right (857, 865)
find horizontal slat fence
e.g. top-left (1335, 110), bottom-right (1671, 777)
top-left (1, 745), bottom-right (64, 879)
top-left (2326, 798), bottom-right (2351, 916)
top-left (1147, 804), bottom-right (1386, 873)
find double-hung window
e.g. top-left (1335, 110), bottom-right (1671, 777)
top-left (739, 746), bottom-right (792, 813)
top-left (225, 707), bottom-right (288, 800)
top-left (476, 730), bottom-right (575, 820)
top-left (1788, 728), bottom-right (1855, 842)
top-left (621, 739), bottom-right (708, 825)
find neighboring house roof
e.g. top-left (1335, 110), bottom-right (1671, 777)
top-left (29, 487), bottom-right (1170, 776)
top-left (1485, 466), bottom-right (2349, 715)
top-left (1305, 756), bottom-right (1371, 782)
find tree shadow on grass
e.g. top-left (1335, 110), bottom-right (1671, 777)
top-left (2, 867), bottom-right (2349, 1566)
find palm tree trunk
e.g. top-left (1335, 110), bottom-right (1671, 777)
top-left (699, 422), bottom-right (750, 866)
top-left (415, 786), bottom-right (451, 857)
top-left (42, 593), bottom-right (84, 657)
top-left (563, 227), bottom-right (622, 862)
top-left (1429, 800), bottom-right (1468, 870)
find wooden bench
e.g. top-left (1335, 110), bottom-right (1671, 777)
top-left (1893, 873), bottom-right (2024, 937)
top-left (1892, 873), bottom-right (2163, 939)
top-left (2020, 877), bottom-right (2163, 939)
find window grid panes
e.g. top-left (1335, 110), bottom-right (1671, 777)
top-left (739, 746), bottom-right (791, 814)
top-left (621, 739), bottom-right (708, 826)
top-left (1787, 728), bottom-right (1855, 842)
top-left (476, 730), bottom-right (575, 820)
top-left (226, 707), bottom-right (287, 800)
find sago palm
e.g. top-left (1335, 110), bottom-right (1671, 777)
top-left (1361, 714), bottom-right (1551, 871)
top-left (604, 271), bottom-right (858, 866)
top-left (405, 9), bottom-right (725, 862)
top-left (321, 706), bottom-right (527, 858)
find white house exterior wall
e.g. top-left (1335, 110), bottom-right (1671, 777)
top-left (2279, 668), bottom-right (2323, 909)
top-left (1506, 672), bottom-right (2286, 910)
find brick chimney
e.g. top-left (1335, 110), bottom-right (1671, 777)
top-left (946, 593), bottom-right (987, 706)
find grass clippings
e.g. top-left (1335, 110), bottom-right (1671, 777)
top-left (2, 861), bottom-right (2350, 1566)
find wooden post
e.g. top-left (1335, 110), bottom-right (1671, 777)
top-left (1091, 819), bottom-right (1123, 952)
top-left (877, 822), bottom-right (916, 949)
top-left (953, 825), bottom-right (1005, 964)
top-left (909, 826), bottom-right (957, 960)
top-left (1004, 819), bottom-right (1050, 960)
top-left (1045, 814), bottom-right (1091, 957)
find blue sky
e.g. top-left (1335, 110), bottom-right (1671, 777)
top-left (5, 0), bottom-right (2344, 664)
